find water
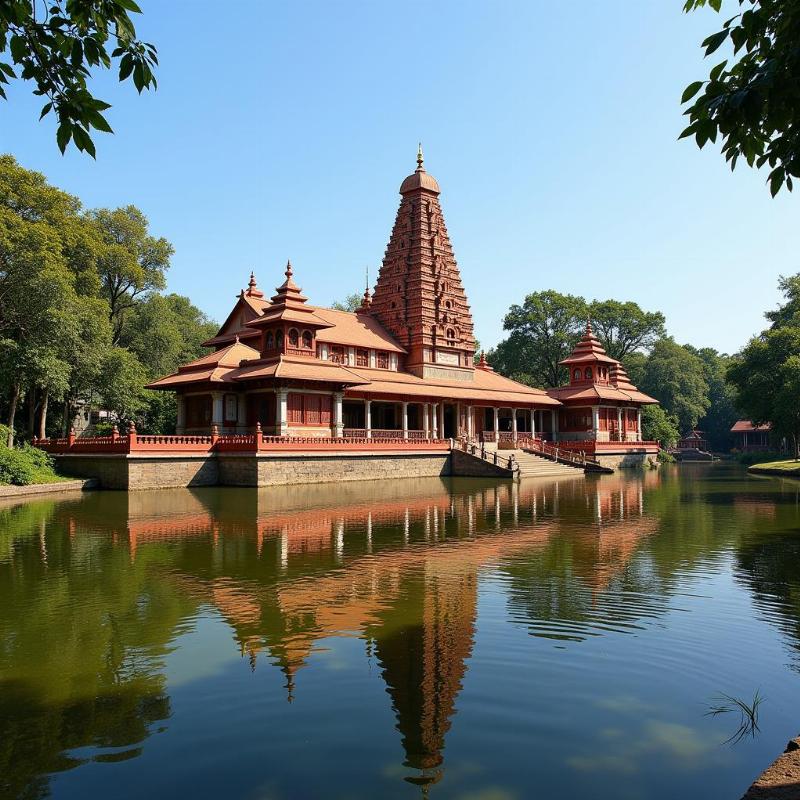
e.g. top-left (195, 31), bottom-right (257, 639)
top-left (1, 464), bottom-right (800, 800)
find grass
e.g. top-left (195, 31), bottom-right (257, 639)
top-left (706, 690), bottom-right (764, 745)
top-left (748, 459), bottom-right (800, 472)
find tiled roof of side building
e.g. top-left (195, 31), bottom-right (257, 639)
top-left (731, 420), bottom-right (772, 433)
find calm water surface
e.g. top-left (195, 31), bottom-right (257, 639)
top-left (2, 464), bottom-right (800, 800)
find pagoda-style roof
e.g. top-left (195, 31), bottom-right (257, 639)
top-left (559, 320), bottom-right (618, 367)
top-left (146, 340), bottom-right (260, 389)
top-left (731, 420), bottom-right (772, 433)
top-left (229, 355), bottom-right (368, 386)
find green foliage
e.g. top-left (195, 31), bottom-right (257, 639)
top-left (640, 339), bottom-right (710, 433)
top-left (0, 425), bottom-right (59, 485)
top-left (331, 293), bottom-right (362, 312)
top-left (688, 346), bottom-right (739, 450)
top-left (0, 0), bottom-right (157, 157)
top-left (681, 0), bottom-right (800, 196)
top-left (727, 275), bottom-right (800, 457)
top-left (588, 300), bottom-right (666, 362)
top-left (641, 405), bottom-right (680, 449)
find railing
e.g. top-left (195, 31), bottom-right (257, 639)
top-left (33, 425), bottom-right (449, 455)
top-left (455, 437), bottom-right (520, 478)
top-left (342, 428), bottom-right (428, 440)
top-left (515, 436), bottom-right (595, 468)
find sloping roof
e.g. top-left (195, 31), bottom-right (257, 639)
top-left (547, 384), bottom-right (658, 405)
top-left (731, 420), bottom-right (772, 433)
top-left (230, 356), bottom-right (369, 385)
top-left (146, 367), bottom-right (235, 388)
top-left (146, 341), bottom-right (261, 389)
top-left (179, 341), bottom-right (261, 370)
top-left (313, 307), bottom-right (406, 353)
top-left (344, 366), bottom-right (560, 406)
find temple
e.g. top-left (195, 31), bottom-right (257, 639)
top-left (147, 151), bottom-right (656, 454)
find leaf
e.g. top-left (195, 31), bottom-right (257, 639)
top-left (116, 0), bottom-right (143, 12)
top-left (56, 121), bottom-right (73, 154)
top-left (702, 29), bottom-right (729, 56)
top-left (72, 126), bottom-right (96, 158)
top-left (679, 123), bottom-right (697, 140)
top-left (87, 109), bottom-right (113, 133)
top-left (118, 53), bottom-right (134, 81)
top-left (39, 101), bottom-right (53, 119)
top-left (0, 62), bottom-right (15, 78)
top-left (681, 81), bottom-right (704, 103)
top-left (769, 169), bottom-right (784, 198)
top-left (709, 59), bottom-right (727, 82)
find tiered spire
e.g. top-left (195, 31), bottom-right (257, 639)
top-left (357, 267), bottom-right (372, 314)
top-left (244, 271), bottom-right (264, 299)
top-left (370, 149), bottom-right (476, 373)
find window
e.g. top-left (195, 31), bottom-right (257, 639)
top-left (288, 328), bottom-right (299, 347)
top-left (265, 330), bottom-right (274, 350)
top-left (573, 369), bottom-right (581, 381)
top-left (330, 345), bottom-right (346, 364)
top-left (445, 300), bottom-right (452, 309)
top-left (356, 348), bottom-right (369, 367)
top-left (287, 393), bottom-right (332, 425)
top-left (376, 351), bottom-right (389, 369)
top-left (446, 328), bottom-right (455, 342)
top-left (302, 330), bottom-right (313, 349)
top-left (584, 367), bottom-right (593, 380)
top-left (224, 394), bottom-right (238, 422)
top-left (275, 329), bottom-right (283, 350)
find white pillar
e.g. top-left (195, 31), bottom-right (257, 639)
top-left (511, 407), bottom-right (518, 444)
top-left (211, 392), bottom-right (224, 428)
top-left (636, 408), bottom-right (642, 441)
top-left (423, 403), bottom-right (430, 438)
top-left (176, 395), bottom-right (186, 434)
top-left (592, 406), bottom-right (600, 440)
top-left (276, 388), bottom-right (288, 436)
top-left (432, 403), bottom-right (439, 438)
top-left (402, 402), bottom-right (408, 439)
top-left (530, 408), bottom-right (536, 439)
top-left (237, 394), bottom-right (247, 433)
top-left (466, 405), bottom-right (473, 439)
top-left (617, 407), bottom-right (623, 441)
top-left (333, 391), bottom-right (344, 437)
top-left (493, 407), bottom-right (499, 439)
top-left (552, 408), bottom-right (559, 443)
top-left (365, 399), bottom-right (372, 439)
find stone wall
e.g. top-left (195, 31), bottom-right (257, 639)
top-left (255, 452), bottom-right (450, 487)
top-left (56, 451), bottom-right (452, 489)
top-left (594, 452), bottom-right (654, 470)
top-left (450, 448), bottom-right (514, 478)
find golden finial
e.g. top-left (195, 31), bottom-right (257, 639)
top-left (417, 142), bottom-right (424, 170)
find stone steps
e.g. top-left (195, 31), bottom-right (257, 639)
top-left (510, 450), bottom-right (584, 478)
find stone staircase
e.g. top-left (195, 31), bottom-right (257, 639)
top-left (510, 449), bottom-right (585, 478)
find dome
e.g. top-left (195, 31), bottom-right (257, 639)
top-left (399, 145), bottom-right (441, 194)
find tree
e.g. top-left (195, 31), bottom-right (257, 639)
top-left (588, 300), bottom-right (666, 362)
top-left (493, 291), bottom-right (588, 387)
top-left (681, 0), bottom-right (800, 196)
top-left (97, 347), bottom-right (147, 425)
top-left (687, 346), bottom-right (739, 450)
top-left (89, 205), bottom-right (172, 343)
top-left (0, 0), bottom-right (158, 157)
top-left (639, 339), bottom-right (710, 433)
top-left (641, 405), bottom-right (680, 448)
top-left (331, 293), bottom-right (362, 312)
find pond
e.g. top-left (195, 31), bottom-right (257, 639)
top-left (1, 464), bottom-right (799, 799)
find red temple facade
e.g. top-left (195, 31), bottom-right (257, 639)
top-left (144, 151), bottom-right (659, 463)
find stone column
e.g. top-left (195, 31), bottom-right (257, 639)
top-left (493, 407), bottom-right (499, 440)
top-left (237, 394), bottom-right (248, 433)
top-left (431, 403), bottom-right (438, 439)
top-left (365, 399), bottom-right (372, 439)
top-left (592, 406), bottom-right (600, 440)
top-left (211, 392), bottom-right (224, 430)
top-left (466, 405), bottom-right (473, 439)
top-left (423, 403), bottom-right (430, 438)
top-left (402, 401), bottom-right (408, 439)
top-left (511, 407), bottom-right (518, 445)
top-left (333, 391), bottom-right (344, 438)
top-left (530, 408), bottom-right (536, 439)
top-left (617, 407), bottom-right (623, 441)
top-left (276, 388), bottom-right (289, 436)
top-left (176, 395), bottom-right (186, 434)
top-left (636, 407), bottom-right (642, 441)
top-left (552, 408), bottom-right (559, 443)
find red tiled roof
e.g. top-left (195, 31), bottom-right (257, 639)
top-left (731, 420), bottom-right (772, 433)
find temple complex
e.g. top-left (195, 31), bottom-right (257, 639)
top-left (147, 151), bottom-right (655, 455)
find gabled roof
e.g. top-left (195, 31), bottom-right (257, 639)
top-left (229, 356), bottom-right (369, 385)
top-left (560, 321), bottom-right (618, 367)
top-left (731, 420), bottom-right (772, 433)
top-left (313, 307), bottom-right (406, 353)
top-left (146, 340), bottom-right (261, 389)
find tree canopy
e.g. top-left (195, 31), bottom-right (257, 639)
top-left (0, 0), bottom-right (157, 157)
top-left (0, 155), bottom-right (215, 445)
top-left (681, 0), bottom-right (800, 196)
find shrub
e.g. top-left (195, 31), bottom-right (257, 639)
top-left (0, 447), bottom-right (39, 485)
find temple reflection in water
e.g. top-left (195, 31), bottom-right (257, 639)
top-left (0, 470), bottom-right (674, 795)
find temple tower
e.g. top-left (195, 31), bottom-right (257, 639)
top-left (371, 147), bottom-right (476, 380)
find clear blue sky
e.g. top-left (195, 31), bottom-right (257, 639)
top-left (1, 1), bottom-right (796, 354)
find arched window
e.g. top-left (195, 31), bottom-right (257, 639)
top-left (446, 328), bottom-right (455, 341)
top-left (275, 329), bottom-right (283, 350)
top-left (288, 328), bottom-right (299, 347)
top-left (445, 300), bottom-right (452, 309)
top-left (265, 330), bottom-right (274, 350)
top-left (302, 330), bottom-right (313, 349)
top-left (573, 369), bottom-right (581, 381)
top-left (584, 367), bottom-right (593, 380)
